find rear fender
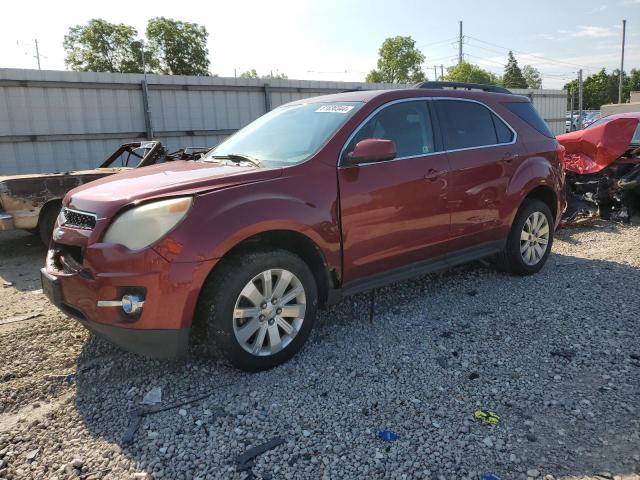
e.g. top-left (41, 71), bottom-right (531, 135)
top-left (505, 155), bottom-right (562, 224)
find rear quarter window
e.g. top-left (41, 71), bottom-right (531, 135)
top-left (504, 102), bottom-right (554, 138)
top-left (435, 99), bottom-right (513, 150)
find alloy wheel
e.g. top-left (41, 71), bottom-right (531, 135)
top-left (232, 269), bottom-right (306, 356)
top-left (520, 211), bottom-right (550, 266)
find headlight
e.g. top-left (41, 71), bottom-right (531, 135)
top-left (103, 197), bottom-right (193, 250)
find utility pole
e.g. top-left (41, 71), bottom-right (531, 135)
top-left (458, 21), bottom-right (463, 65)
top-left (578, 69), bottom-right (583, 130)
top-left (140, 42), bottom-right (153, 140)
top-left (618, 19), bottom-right (626, 104)
top-left (440, 64), bottom-right (444, 79)
top-left (34, 39), bottom-right (41, 70)
top-left (569, 91), bottom-right (575, 132)
top-left (434, 65), bottom-right (438, 80)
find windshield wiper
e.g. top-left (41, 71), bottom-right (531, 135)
top-left (207, 153), bottom-right (261, 167)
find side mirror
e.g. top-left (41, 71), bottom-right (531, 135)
top-left (343, 138), bottom-right (396, 167)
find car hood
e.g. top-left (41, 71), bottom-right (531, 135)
top-left (66, 160), bottom-right (282, 218)
top-left (556, 117), bottom-right (639, 174)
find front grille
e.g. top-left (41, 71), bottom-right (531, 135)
top-left (61, 208), bottom-right (96, 230)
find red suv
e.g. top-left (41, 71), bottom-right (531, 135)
top-left (41, 82), bottom-right (565, 371)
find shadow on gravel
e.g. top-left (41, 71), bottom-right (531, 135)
top-left (0, 230), bottom-right (47, 292)
top-left (71, 252), bottom-right (640, 479)
top-left (556, 219), bottom-right (632, 245)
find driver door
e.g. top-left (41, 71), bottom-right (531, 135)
top-left (337, 99), bottom-right (451, 284)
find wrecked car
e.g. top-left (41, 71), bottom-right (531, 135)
top-left (41, 83), bottom-right (565, 371)
top-left (558, 113), bottom-right (640, 224)
top-left (0, 142), bottom-right (209, 243)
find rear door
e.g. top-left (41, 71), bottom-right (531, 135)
top-left (338, 99), bottom-right (451, 283)
top-left (434, 98), bottom-right (523, 252)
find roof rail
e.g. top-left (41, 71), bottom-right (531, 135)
top-left (414, 81), bottom-right (512, 95)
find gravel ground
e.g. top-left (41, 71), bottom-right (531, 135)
top-left (0, 222), bottom-right (638, 480)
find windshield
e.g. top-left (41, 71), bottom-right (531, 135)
top-left (205, 101), bottom-right (362, 165)
top-left (586, 117), bottom-right (640, 145)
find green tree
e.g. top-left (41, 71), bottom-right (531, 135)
top-left (625, 68), bottom-right (640, 99)
top-left (63, 19), bottom-right (148, 73)
top-left (366, 36), bottom-right (425, 83)
top-left (522, 65), bottom-right (542, 89)
top-left (146, 17), bottom-right (209, 76)
top-left (239, 69), bottom-right (259, 79)
top-left (262, 71), bottom-right (288, 80)
top-left (502, 51), bottom-right (527, 89)
top-left (565, 69), bottom-right (610, 109)
top-left (239, 69), bottom-right (288, 80)
top-left (443, 61), bottom-right (498, 85)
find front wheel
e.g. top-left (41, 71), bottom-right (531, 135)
top-left (495, 199), bottom-right (554, 275)
top-left (197, 249), bottom-right (318, 371)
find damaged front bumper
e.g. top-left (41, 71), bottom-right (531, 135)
top-left (41, 226), bottom-right (216, 358)
top-left (557, 116), bottom-right (640, 225)
top-left (563, 159), bottom-right (640, 224)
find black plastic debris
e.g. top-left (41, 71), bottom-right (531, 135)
top-left (121, 383), bottom-right (232, 445)
top-left (236, 437), bottom-right (285, 472)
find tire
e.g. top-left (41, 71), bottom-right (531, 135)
top-left (196, 249), bottom-right (318, 372)
top-left (495, 199), bottom-right (554, 276)
top-left (38, 202), bottom-right (61, 245)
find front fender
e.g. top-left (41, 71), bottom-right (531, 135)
top-left (153, 171), bottom-right (341, 272)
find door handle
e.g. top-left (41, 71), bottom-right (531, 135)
top-left (501, 153), bottom-right (519, 163)
top-left (424, 168), bottom-right (443, 181)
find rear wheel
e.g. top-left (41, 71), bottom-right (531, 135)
top-left (495, 199), bottom-right (554, 275)
top-left (197, 249), bottom-right (318, 371)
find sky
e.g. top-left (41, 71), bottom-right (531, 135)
top-left (1, 0), bottom-right (638, 89)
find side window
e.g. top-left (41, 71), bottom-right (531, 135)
top-left (504, 102), bottom-right (553, 138)
top-left (492, 113), bottom-right (515, 143)
top-left (347, 101), bottom-right (436, 159)
top-left (436, 100), bottom-right (504, 150)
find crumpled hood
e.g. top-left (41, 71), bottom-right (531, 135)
top-left (557, 117), bottom-right (639, 174)
top-left (66, 160), bottom-right (282, 218)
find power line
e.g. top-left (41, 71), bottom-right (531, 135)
top-left (465, 41), bottom-right (583, 74)
top-left (417, 37), bottom-right (458, 49)
top-left (465, 35), bottom-right (588, 69)
top-left (464, 53), bottom-right (504, 68)
top-left (427, 54), bottom-right (459, 62)
top-left (465, 49), bottom-right (576, 76)
top-left (464, 53), bottom-right (575, 83)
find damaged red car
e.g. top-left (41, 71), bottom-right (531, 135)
top-left (41, 83), bottom-right (565, 371)
top-left (559, 112), bottom-right (640, 224)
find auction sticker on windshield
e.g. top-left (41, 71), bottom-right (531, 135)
top-left (315, 105), bottom-right (354, 113)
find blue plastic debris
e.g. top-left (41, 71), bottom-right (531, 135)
top-left (480, 474), bottom-right (501, 480)
top-left (377, 430), bottom-right (400, 441)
